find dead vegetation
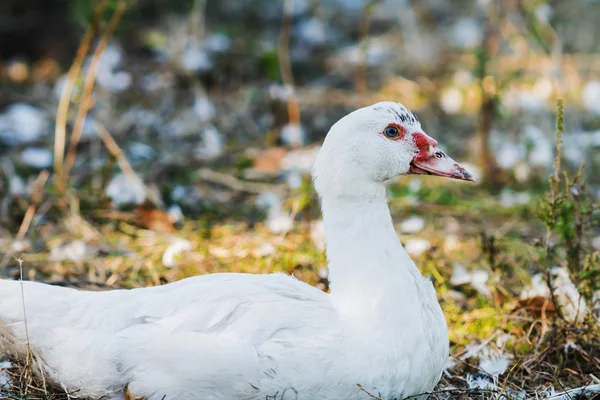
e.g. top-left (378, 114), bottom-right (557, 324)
top-left (1, 1), bottom-right (600, 400)
top-left (1, 103), bottom-right (599, 397)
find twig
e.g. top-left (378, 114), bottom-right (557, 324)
top-left (15, 258), bottom-right (30, 347)
top-left (552, 375), bottom-right (573, 400)
top-left (455, 330), bottom-right (499, 360)
top-left (15, 171), bottom-right (50, 240)
top-left (30, 170), bottom-right (49, 205)
top-left (546, 384), bottom-right (600, 399)
top-left (544, 98), bottom-right (570, 324)
top-left (278, 0), bottom-right (301, 129)
top-left (402, 387), bottom-right (504, 400)
top-left (545, 270), bottom-right (568, 323)
top-left (0, 391), bottom-right (27, 400)
top-left (195, 168), bottom-right (285, 194)
top-left (95, 121), bottom-right (142, 187)
top-left (63, 0), bottom-right (128, 185)
top-left (516, 1), bottom-right (552, 54)
top-left (356, 384), bottom-right (383, 400)
top-left (14, 206), bottom-right (34, 244)
top-left (355, 0), bottom-right (381, 94)
top-left (475, 0), bottom-right (500, 188)
top-left (54, 1), bottom-right (107, 193)
top-left (14, 256), bottom-right (33, 394)
top-left (188, 0), bottom-right (207, 39)
top-left (553, 98), bottom-right (564, 185)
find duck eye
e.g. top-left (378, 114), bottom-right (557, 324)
top-left (384, 126), bottom-right (399, 138)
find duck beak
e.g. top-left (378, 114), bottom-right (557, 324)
top-left (409, 146), bottom-right (475, 182)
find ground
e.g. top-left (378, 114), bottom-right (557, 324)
top-left (1, 174), bottom-right (599, 399)
top-left (1, 1), bottom-right (600, 398)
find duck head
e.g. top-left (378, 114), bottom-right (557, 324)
top-left (313, 102), bottom-right (474, 199)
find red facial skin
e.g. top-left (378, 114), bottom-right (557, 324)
top-left (412, 132), bottom-right (438, 161)
top-left (409, 132), bottom-right (474, 181)
top-left (379, 124), bottom-right (473, 181)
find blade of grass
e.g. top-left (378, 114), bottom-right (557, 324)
top-left (278, 0), bottom-right (301, 130)
top-left (15, 171), bottom-right (49, 241)
top-left (95, 120), bottom-right (143, 190)
top-left (54, 1), bottom-right (107, 193)
top-left (63, 0), bottom-right (128, 186)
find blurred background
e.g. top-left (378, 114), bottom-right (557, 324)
top-left (0, 0), bottom-right (599, 396)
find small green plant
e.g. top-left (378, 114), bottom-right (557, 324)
top-left (538, 99), bottom-right (599, 313)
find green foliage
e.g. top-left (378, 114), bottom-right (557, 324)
top-left (284, 175), bottom-right (317, 218)
top-left (295, 175), bottom-right (316, 213)
top-left (68, 0), bottom-right (97, 28)
top-left (537, 99), bottom-right (599, 308)
top-left (387, 182), bottom-right (460, 206)
top-left (259, 49), bottom-right (281, 82)
top-left (580, 252), bottom-right (600, 294)
top-left (235, 155), bottom-right (254, 172)
top-left (419, 186), bottom-right (459, 206)
top-left (69, 0), bottom-right (124, 29)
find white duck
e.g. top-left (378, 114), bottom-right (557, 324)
top-left (0, 102), bottom-right (473, 400)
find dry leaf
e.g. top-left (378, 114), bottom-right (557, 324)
top-left (253, 147), bottom-right (288, 173)
top-left (518, 296), bottom-right (557, 318)
top-left (135, 204), bottom-right (175, 232)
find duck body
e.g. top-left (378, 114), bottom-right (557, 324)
top-left (1, 102), bottom-right (473, 399)
top-left (1, 271), bottom-right (447, 400)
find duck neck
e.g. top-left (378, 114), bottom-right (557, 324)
top-left (321, 184), bottom-right (421, 316)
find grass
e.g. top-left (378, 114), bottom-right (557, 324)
top-left (1, 5), bottom-right (599, 398)
top-left (2, 104), bottom-right (599, 396)
top-left (1, 171), bottom-right (599, 399)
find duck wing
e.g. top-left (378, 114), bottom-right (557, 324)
top-left (1, 273), bottom-right (334, 399)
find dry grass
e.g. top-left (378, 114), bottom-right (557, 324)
top-left (1, 177), bottom-right (599, 399)
top-left (1, 4), bottom-right (599, 400)
top-left (62, 1), bottom-right (128, 185)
